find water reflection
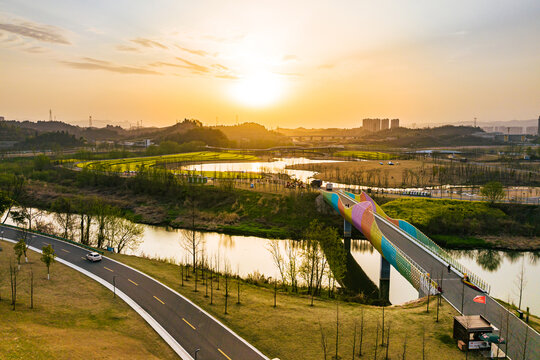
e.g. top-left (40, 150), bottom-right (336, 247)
top-left (183, 157), bottom-right (343, 182)
top-left (351, 239), bottom-right (375, 253)
top-left (5, 209), bottom-right (540, 309)
top-left (476, 249), bottom-right (502, 272)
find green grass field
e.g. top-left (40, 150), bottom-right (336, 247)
top-left (175, 169), bottom-right (263, 179)
top-left (334, 150), bottom-right (395, 160)
top-left (74, 151), bottom-right (259, 172)
top-left (0, 240), bottom-right (178, 360)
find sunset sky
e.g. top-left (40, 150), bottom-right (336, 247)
top-left (1, 1), bottom-right (539, 128)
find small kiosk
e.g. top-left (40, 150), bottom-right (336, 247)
top-left (453, 315), bottom-right (494, 351)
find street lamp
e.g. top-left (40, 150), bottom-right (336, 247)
top-left (194, 349), bottom-right (200, 360)
top-left (113, 275), bottom-right (117, 298)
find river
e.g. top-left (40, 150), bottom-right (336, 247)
top-left (5, 210), bottom-right (539, 310)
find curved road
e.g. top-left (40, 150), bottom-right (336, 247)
top-left (1, 225), bottom-right (268, 360)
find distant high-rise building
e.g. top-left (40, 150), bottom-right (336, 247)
top-left (0, 116), bottom-right (4, 121)
top-left (507, 126), bottom-right (523, 135)
top-left (538, 115), bottom-right (540, 135)
top-left (525, 126), bottom-right (538, 135)
top-left (362, 118), bottom-right (381, 132)
top-left (381, 118), bottom-right (389, 130)
top-left (391, 118), bottom-right (400, 129)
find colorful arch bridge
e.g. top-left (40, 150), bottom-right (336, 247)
top-left (322, 189), bottom-right (490, 297)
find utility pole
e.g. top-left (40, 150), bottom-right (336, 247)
top-left (89, 115), bottom-right (92, 127)
top-left (49, 109), bottom-right (53, 122)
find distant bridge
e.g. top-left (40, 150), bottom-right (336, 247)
top-left (288, 135), bottom-right (360, 142)
top-left (323, 189), bottom-right (539, 359)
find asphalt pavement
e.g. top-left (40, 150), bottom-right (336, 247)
top-left (0, 225), bottom-right (268, 360)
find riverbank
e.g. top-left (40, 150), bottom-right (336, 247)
top-left (0, 240), bottom-right (178, 360)
top-left (1, 159), bottom-right (538, 250)
top-left (108, 251), bottom-right (479, 360)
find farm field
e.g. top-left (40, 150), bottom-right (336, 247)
top-left (74, 151), bottom-right (259, 172)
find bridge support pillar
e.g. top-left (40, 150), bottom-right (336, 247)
top-left (379, 256), bottom-right (390, 302)
top-left (343, 220), bottom-right (351, 252)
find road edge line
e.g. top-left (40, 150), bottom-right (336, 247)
top-left (105, 256), bottom-right (270, 359)
top-left (1, 237), bottom-right (193, 360)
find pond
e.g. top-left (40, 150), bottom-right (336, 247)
top-left (182, 157), bottom-right (343, 182)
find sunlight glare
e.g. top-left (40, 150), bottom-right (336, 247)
top-left (230, 71), bottom-right (283, 107)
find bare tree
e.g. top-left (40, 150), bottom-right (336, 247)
top-left (268, 240), bottom-right (287, 288)
top-left (180, 198), bottom-right (205, 271)
top-left (9, 261), bottom-right (18, 310)
top-left (385, 323), bottom-right (391, 360)
top-left (515, 257), bottom-right (527, 310)
top-left (352, 320), bottom-right (357, 360)
top-left (319, 321), bottom-right (328, 360)
top-left (30, 267), bottom-right (34, 309)
top-left (335, 302), bottom-right (339, 360)
top-left (374, 321), bottom-right (379, 360)
top-left (106, 217), bottom-right (143, 253)
top-left (359, 308), bottom-right (364, 357)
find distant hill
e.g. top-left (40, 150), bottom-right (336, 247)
top-left (14, 131), bottom-right (85, 150)
top-left (216, 122), bottom-right (291, 148)
top-left (366, 125), bottom-right (501, 147)
top-left (277, 125), bottom-right (502, 147)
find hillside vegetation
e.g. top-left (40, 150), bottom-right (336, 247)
top-left (381, 198), bottom-right (540, 248)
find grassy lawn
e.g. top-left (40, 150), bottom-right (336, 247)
top-left (174, 169), bottom-right (263, 179)
top-left (74, 151), bottom-right (259, 172)
top-left (0, 240), bottom-right (178, 360)
top-left (108, 252), bottom-right (479, 360)
top-left (495, 299), bottom-right (540, 334)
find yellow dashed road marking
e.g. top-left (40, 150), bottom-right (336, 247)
top-left (61, 249), bottom-right (70, 253)
top-left (182, 318), bottom-right (196, 330)
top-left (153, 296), bottom-right (165, 305)
top-left (128, 279), bottom-right (138, 286)
top-left (218, 348), bottom-right (232, 360)
top-left (104, 266), bottom-right (114, 272)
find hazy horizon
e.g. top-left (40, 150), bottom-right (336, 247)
top-left (1, 1), bottom-right (539, 128)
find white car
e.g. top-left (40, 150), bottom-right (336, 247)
top-left (86, 252), bottom-right (103, 262)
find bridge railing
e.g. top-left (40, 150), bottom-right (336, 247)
top-left (385, 233), bottom-right (440, 296)
top-left (390, 219), bottom-right (490, 293)
top-left (338, 189), bottom-right (490, 293)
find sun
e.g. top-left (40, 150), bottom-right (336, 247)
top-left (230, 71), bottom-right (284, 107)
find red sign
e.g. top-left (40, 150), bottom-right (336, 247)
top-left (473, 295), bottom-right (486, 304)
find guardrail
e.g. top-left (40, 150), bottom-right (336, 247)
top-left (328, 190), bottom-right (439, 295)
top-left (338, 190), bottom-right (489, 293)
top-left (383, 230), bottom-right (440, 296)
top-left (387, 219), bottom-right (490, 293)
top-left (0, 223), bottom-right (105, 254)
